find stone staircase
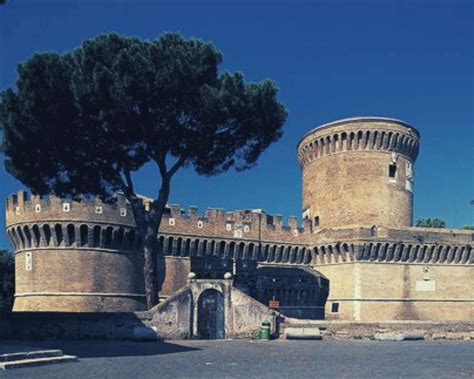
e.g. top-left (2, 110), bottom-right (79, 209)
top-left (0, 349), bottom-right (77, 370)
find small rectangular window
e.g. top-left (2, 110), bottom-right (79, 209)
top-left (314, 216), bottom-right (320, 227)
top-left (25, 252), bottom-right (33, 271)
top-left (389, 164), bottom-right (397, 178)
top-left (331, 302), bottom-right (340, 313)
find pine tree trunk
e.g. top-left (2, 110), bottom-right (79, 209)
top-left (141, 177), bottom-right (170, 309)
top-left (143, 223), bottom-right (159, 309)
top-left (127, 167), bottom-right (173, 310)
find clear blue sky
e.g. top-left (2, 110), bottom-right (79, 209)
top-left (0, 0), bottom-right (473, 250)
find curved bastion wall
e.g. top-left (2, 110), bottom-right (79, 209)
top-left (297, 117), bottom-right (420, 229)
top-left (5, 191), bottom-right (146, 312)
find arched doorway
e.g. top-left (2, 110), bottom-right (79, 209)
top-left (197, 289), bottom-right (224, 339)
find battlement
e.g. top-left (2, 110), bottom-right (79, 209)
top-left (5, 190), bottom-right (136, 228)
top-left (297, 117), bottom-right (420, 168)
top-left (158, 205), bottom-right (313, 244)
top-left (5, 191), bottom-right (314, 247)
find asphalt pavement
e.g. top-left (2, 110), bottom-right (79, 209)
top-left (1, 339), bottom-right (473, 378)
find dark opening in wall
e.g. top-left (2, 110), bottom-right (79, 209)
top-left (80, 225), bottom-right (88, 247)
top-left (331, 302), bottom-right (339, 313)
top-left (314, 216), bottom-right (320, 227)
top-left (54, 224), bottom-right (63, 246)
top-left (43, 225), bottom-right (52, 246)
top-left (93, 226), bottom-right (101, 247)
top-left (389, 164), bottom-right (397, 178)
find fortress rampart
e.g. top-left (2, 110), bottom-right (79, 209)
top-left (4, 116), bottom-right (473, 322)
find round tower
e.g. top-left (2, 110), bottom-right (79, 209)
top-left (5, 191), bottom-right (146, 312)
top-left (297, 117), bottom-right (420, 229)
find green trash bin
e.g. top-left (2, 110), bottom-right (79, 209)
top-left (259, 321), bottom-right (271, 340)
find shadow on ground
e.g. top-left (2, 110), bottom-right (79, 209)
top-left (0, 340), bottom-right (200, 358)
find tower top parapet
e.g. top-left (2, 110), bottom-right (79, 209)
top-left (298, 116), bottom-right (420, 144)
top-left (297, 116), bottom-right (420, 169)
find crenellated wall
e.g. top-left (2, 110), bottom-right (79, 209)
top-left (152, 205), bottom-right (315, 297)
top-left (5, 191), bottom-right (146, 312)
top-left (5, 191), bottom-right (318, 309)
top-left (5, 190), bottom-right (473, 319)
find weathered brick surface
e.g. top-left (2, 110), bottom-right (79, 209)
top-left (298, 118), bottom-right (419, 229)
top-left (6, 194), bottom-right (146, 312)
top-left (4, 117), bottom-right (473, 322)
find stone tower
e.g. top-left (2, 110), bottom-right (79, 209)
top-left (297, 117), bottom-right (420, 229)
top-left (5, 191), bottom-right (146, 312)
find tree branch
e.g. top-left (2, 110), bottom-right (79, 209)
top-left (118, 167), bottom-right (136, 200)
top-left (156, 152), bottom-right (169, 180)
top-left (168, 156), bottom-right (186, 178)
top-left (124, 169), bottom-right (135, 194)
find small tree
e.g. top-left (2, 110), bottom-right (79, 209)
top-left (0, 33), bottom-right (287, 308)
top-left (416, 218), bottom-right (446, 228)
top-left (0, 250), bottom-right (14, 313)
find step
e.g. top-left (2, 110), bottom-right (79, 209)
top-left (0, 350), bottom-right (63, 362)
top-left (0, 355), bottom-right (78, 370)
top-left (285, 327), bottom-right (322, 340)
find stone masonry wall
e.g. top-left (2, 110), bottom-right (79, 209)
top-left (298, 117), bottom-right (419, 229)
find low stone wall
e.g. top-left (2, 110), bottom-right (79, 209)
top-left (0, 312), bottom-right (151, 340)
top-left (282, 319), bottom-right (474, 340)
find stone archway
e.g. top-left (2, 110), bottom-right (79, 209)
top-left (197, 289), bottom-right (224, 339)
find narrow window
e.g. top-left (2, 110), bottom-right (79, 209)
top-left (314, 216), bottom-right (320, 227)
top-left (389, 164), bottom-right (397, 178)
top-left (25, 252), bottom-right (33, 271)
top-left (331, 302), bottom-right (340, 313)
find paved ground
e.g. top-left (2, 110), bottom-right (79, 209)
top-left (1, 339), bottom-right (473, 378)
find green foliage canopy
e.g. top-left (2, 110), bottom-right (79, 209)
top-left (415, 218), bottom-right (446, 228)
top-left (0, 33), bottom-right (287, 200)
top-left (0, 250), bottom-right (14, 313)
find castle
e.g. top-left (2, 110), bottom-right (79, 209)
top-left (5, 117), bottom-right (473, 323)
